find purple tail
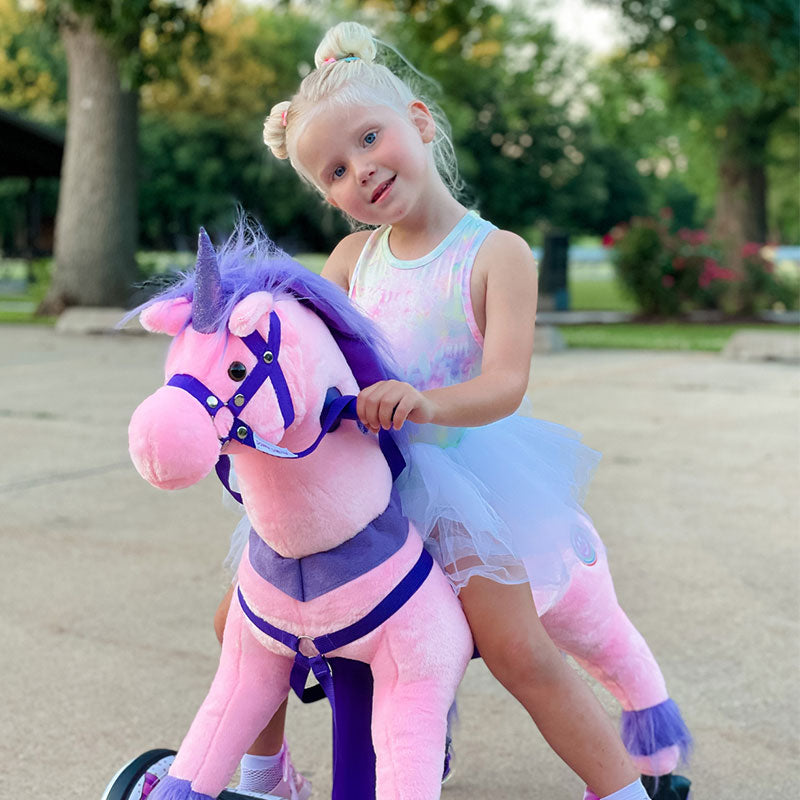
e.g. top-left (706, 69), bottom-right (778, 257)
top-left (621, 699), bottom-right (692, 765)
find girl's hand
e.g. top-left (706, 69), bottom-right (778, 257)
top-left (357, 380), bottom-right (436, 433)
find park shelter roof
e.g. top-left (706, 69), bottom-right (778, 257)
top-left (0, 108), bottom-right (64, 179)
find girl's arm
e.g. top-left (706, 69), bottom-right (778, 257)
top-left (358, 230), bottom-right (538, 432)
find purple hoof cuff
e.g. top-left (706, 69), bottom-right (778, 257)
top-left (621, 698), bottom-right (693, 765)
top-left (148, 775), bottom-right (217, 800)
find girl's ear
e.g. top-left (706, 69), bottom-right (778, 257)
top-left (326, 196), bottom-right (340, 209)
top-left (140, 298), bottom-right (192, 335)
top-left (408, 100), bottom-right (435, 144)
top-left (229, 291), bottom-right (275, 336)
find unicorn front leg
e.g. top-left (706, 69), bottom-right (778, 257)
top-left (540, 519), bottom-right (692, 780)
top-left (150, 597), bottom-right (294, 800)
top-left (368, 571), bottom-right (473, 800)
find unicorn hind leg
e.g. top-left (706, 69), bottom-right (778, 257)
top-left (539, 519), bottom-right (691, 778)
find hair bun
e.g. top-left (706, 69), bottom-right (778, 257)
top-left (314, 21), bottom-right (377, 68)
top-left (263, 100), bottom-right (291, 160)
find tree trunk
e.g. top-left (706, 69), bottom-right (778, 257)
top-left (710, 116), bottom-right (769, 272)
top-left (39, 13), bottom-right (139, 314)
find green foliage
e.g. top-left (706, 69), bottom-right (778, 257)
top-left (0, 0), bottom-right (67, 119)
top-left (608, 214), bottom-right (798, 316)
top-left (42, 0), bottom-right (212, 88)
top-left (135, 4), bottom-right (348, 252)
top-left (604, 0), bottom-right (799, 122)
top-left (767, 107), bottom-right (800, 243)
top-left (137, 110), bottom-right (349, 251)
top-left (11, 0), bottom-right (796, 257)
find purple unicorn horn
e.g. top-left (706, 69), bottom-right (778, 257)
top-left (192, 227), bottom-right (224, 333)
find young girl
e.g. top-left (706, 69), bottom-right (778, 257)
top-left (219, 21), bottom-right (677, 800)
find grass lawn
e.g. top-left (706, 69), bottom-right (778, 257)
top-left (559, 323), bottom-right (799, 352)
top-left (294, 253), bottom-right (327, 274)
top-left (568, 273), bottom-right (638, 312)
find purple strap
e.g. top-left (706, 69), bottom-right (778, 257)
top-left (220, 394), bottom-right (404, 503)
top-left (236, 547), bottom-right (433, 708)
top-left (215, 456), bottom-right (242, 504)
top-left (240, 315), bottom-right (295, 429)
top-left (167, 373), bottom-right (222, 413)
top-left (291, 394), bottom-right (405, 482)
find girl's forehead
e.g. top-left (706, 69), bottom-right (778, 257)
top-left (295, 103), bottom-right (403, 171)
top-left (312, 102), bottom-right (401, 132)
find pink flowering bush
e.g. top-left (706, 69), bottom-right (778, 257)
top-left (605, 214), bottom-right (798, 316)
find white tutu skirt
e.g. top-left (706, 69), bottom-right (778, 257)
top-left (396, 413), bottom-right (603, 612)
top-left (224, 412), bottom-right (603, 614)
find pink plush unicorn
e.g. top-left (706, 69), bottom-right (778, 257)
top-left (128, 228), bottom-right (473, 800)
top-left (127, 226), bottom-right (690, 800)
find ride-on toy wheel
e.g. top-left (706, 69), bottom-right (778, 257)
top-left (101, 749), bottom-right (175, 800)
top-left (101, 749), bottom-right (254, 800)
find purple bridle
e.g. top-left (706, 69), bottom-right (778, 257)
top-left (167, 309), bottom-right (404, 502)
top-left (168, 310), bottom-right (294, 450)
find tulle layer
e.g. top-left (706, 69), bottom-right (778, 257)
top-left (224, 413), bottom-right (603, 613)
top-left (396, 414), bottom-right (603, 610)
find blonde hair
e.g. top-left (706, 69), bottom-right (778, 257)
top-left (263, 21), bottom-right (461, 196)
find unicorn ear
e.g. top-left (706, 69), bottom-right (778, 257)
top-left (229, 291), bottom-right (274, 337)
top-left (140, 298), bottom-right (192, 335)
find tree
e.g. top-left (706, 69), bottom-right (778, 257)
top-left (599, 0), bottom-right (799, 261)
top-left (36, 0), bottom-right (209, 313)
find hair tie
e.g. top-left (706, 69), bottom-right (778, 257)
top-left (281, 109), bottom-right (288, 127)
top-left (322, 56), bottom-right (360, 65)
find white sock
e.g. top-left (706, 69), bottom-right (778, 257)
top-left (600, 779), bottom-right (650, 800)
top-left (236, 747), bottom-right (285, 793)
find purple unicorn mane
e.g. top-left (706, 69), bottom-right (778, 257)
top-left (129, 220), bottom-right (401, 393)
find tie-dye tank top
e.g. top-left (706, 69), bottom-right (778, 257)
top-left (349, 210), bottom-right (496, 447)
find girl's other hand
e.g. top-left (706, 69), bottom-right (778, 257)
top-left (357, 380), bottom-right (435, 432)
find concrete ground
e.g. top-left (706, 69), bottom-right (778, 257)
top-left (1, 324), bottom-right (798, 799)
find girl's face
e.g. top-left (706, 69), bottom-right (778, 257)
top-left (295, 101), bottom-right (436, 226)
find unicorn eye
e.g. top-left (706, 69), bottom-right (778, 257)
top-left (228, 361), bottom-right (247, 381)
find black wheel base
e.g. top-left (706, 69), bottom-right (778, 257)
top-left (642, 773), bottom-right (692, 800)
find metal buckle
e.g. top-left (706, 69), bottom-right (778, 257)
top-left (297, 635), bottom-right (320, 658)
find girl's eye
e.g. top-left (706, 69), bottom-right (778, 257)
top-left (364, 131), bottom-right (377, 145)
top-left (228, 361), bottom-right (247, 381)
top-left (333, 165), bottom-right (346, 179)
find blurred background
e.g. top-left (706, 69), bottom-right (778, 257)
top-left (0, 0), bottom-right (798, 349)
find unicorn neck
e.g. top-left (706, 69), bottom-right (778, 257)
top-left (233, 422), bottom-right (393, 559)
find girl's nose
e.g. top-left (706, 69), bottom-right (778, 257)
top-left (358, 163), bottom-right (376, 185)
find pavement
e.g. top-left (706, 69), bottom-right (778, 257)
top-left (1, 322), bottom-right (798, 799)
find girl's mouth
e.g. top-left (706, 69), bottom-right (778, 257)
top-left (371, 176), bottom-right (396, 204)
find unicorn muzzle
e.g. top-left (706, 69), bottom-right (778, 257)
top-left (128, 385), bottom-right (222, 490)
